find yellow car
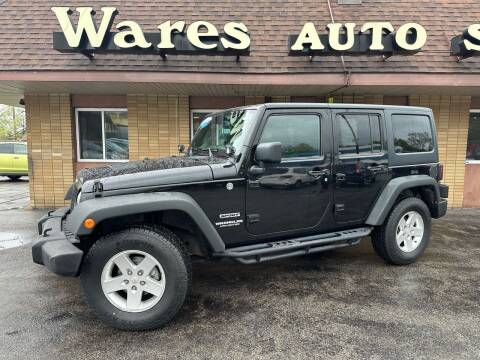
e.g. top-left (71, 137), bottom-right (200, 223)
top-left (0, 142), bottom-right (28, 180)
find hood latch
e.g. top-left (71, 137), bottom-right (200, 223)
top-left (93, 180), bottom-right (103, 197)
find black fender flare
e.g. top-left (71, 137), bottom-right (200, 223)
top-left (68, 192), bottom-right (225, 253)
top-left (365, 175), bottom-right (441, 226)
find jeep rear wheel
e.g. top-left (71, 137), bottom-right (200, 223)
top-left (371, 197), bottom-right (431, 265)
top-left (80, 226), bottom-right (191, 331)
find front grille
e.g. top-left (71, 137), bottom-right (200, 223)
top-left (62, 219), bottom-right (79, 243)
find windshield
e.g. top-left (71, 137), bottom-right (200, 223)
top-left (190, 109), bottom-right (257, 155)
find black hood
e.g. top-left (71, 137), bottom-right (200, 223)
top-left (77, 156), bottom-right (226, 182)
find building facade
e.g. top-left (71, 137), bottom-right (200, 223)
top-left (0, 0), bottom-right (479, 208)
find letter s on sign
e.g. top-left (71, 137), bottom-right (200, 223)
top-left (465, 24), bottom-right (480, 51)
top-left (221, 22), bottom-right (250, 50)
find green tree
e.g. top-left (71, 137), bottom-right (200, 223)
top-left (0, 105), bottom-right (25, 140)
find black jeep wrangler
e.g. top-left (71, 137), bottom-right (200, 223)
top-left (32, 103), bottom-right (448, 330)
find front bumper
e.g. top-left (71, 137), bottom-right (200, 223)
top-left (32, 207), bottom-right (83, 277)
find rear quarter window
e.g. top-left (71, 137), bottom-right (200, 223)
top-left (391, 114), bottom-right (434, 153)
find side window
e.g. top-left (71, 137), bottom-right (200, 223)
top-left (337, 113), bottom-right (382, 155)
top-left (392, 114), bottom-right (433, 153)
top-left (76, 109), bottom-right (129, 161)
top-left (14, 143), bottom-right (27, 155)
top-left (259, 114), bottom-right (321, 159)
top-left (467, 112), bottom-right (480, 161)
top-left (0, 143), bottom-right (14, 154)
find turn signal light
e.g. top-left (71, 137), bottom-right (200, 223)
top-left (438, 164), bottom-right (444, 181)
top-left (83, 218), bottom-right (96, 229)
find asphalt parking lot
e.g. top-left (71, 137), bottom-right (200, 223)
top-left (0, 206), bottom-right (479, 359)
top-left (0, 176), bottom-right (29, 211)
top-left (0, 177), bottom-right (35, 251)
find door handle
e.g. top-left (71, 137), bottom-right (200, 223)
top-left (308, 169), bottom-right (330, 178)
top-left (367, 165), bottom-right (387, 172)
top-left (336, 173), bottom-right (346, 182)
top-left (249, 165), bottom-right (265, 175)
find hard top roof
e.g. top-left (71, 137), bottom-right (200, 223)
top-left (262, 103), bottom-right (430, 111)
top-left (207, 103), bottom-right (431, 116)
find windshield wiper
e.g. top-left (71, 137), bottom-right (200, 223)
top-left (191, 147), bottom-right (215, 155)
top-left (191, 147), bottom-right (233, 158)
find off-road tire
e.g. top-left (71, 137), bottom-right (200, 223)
top-left (371, 197), bottom-right (431, 265)
top-left (80, 226), bottom-right (191, 331)
top-left (7, 175), bottom-right (21, 181)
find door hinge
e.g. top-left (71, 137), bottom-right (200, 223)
top-left (335, 204), bottom-right (345, 212)
top-left (247, 214), bottom-right (260, 224)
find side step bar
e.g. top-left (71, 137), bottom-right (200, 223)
top-left (213, 227), bottom-right (373, 264)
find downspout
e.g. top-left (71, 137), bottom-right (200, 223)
top-left (326, 0), bottom-right (352, 97)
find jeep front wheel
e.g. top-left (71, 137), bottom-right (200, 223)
top-left (80, 226), bottom-right (191, 331)
top-left (371, 197), bottom-right (432, 265)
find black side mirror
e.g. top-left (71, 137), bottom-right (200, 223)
top-left (255, 142), bottom-right (282, 163)
top-left (178, 144), bottom-right (185, 153)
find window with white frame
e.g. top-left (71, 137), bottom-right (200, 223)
top-left (190, 109), bottom-right (220, 139)
top-left (467, 110), bottom-right (480, 162)
top-left (76, 108), bottom-right (128, 161)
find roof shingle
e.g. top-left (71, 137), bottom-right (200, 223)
top-left (0, 0), bottom-right (479, 74)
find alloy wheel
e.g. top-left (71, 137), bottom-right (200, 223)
top-left (395, 210), bottom-right (424, 253)
top-left (101, 250), bottom-right (166, 313)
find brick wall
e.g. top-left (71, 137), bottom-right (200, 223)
top-left (270, 96), bottom-right (291, 102)
top-left (25, 94), bottom-right (75, 208)
top-left (334, 94), bottom-right (384, 104)
top-left (245, 96), bottom-right (265, 105)
top-left (409, 96), bottom-right (470, 208)
top-left (127, 95), bottom-right (190, 159)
